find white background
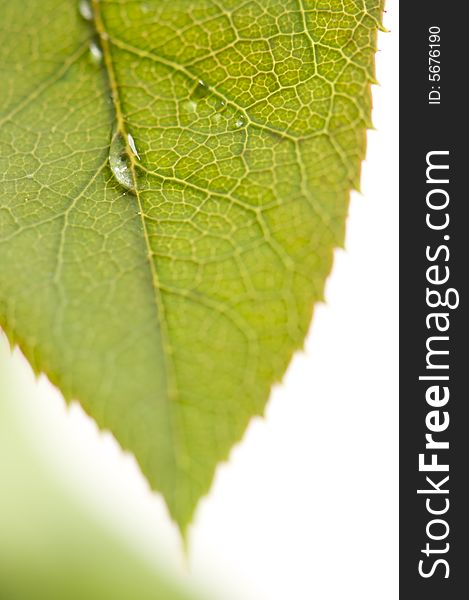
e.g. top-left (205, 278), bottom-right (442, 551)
top-left (0, 5), bottom-right (398, 599)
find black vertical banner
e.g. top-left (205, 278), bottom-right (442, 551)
top-left (400, 2), bottom-right (467, 597)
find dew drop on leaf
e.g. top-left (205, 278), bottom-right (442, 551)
top-left (78, 0), bottom-right (92, 21)
top-left (183, 100), bottom-right (197, 114)
top-left (192, 79), bottom-right (209, 100)
top-left (89, 41), bottom-right (103, 64)
top-left (127, 133), bottom-right (140, 160)
top-left (109, 130), bottom-right (134, 192)
top-left (235, 115), bottom-right (246, 128)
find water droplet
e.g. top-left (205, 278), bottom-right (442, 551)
top-left (183, 100), bottom-right (197, 114)
top-left (109, 130), bottom-right (134, 192)
top-left (78, 0), bottom-right (93, 21)
top-left (217, 99), bottom-right (226, 110)
top-left (192, 79), bottom-right (209, 100)
top-left (235, 115), bottom-right (247, 128)
top-left (89, 41), bottom-right (103, 64)
top-left (127, 133), bottom-right (140, 160)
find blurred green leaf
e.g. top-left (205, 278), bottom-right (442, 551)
top-left (0, 341), bottom-right (200, 600)
top-left (0, 0), bottom-right (383, 531)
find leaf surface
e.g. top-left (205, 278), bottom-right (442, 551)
top-left (0, 0), bottom-right (383, 531)
top-left (0, 339), bottom-right (202, 600)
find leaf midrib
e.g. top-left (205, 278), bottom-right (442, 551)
top-left (91, 0), bottom-right (181, 485)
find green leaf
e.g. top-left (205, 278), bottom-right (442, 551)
top-left (0, 0), bottom-right (383, 532)
top-left (0, 339), bottom-right (202, 600)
